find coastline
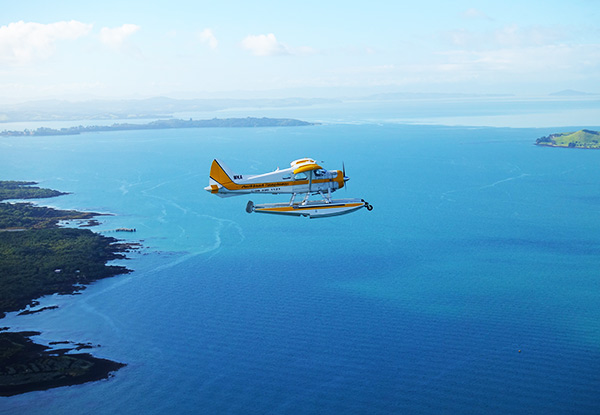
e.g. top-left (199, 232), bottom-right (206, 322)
top-left (0, 330), bottom-right (126, 397)
top-left (0, 181), bottom-right (135, 396)
top-left (0, 117), bottom-right (317, 137)
top-left (535, 143), bottom-right (600, 149)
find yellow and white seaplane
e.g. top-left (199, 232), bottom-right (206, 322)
top-left (205, 158), bottom-right (373, 218)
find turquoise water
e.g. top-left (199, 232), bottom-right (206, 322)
top-left (1, 121), bottom-right (600, 414)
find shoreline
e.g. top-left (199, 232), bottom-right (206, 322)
top-left (535, 143), bottom-right (600, 149)
top-left (0, 181), bottom-right (136, 396)
top-left (0, 330), bottom-right (126, 397)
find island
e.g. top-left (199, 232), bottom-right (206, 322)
top-left (0, 181), bottom-right (134, 396)
top-left (0, 117), bottom-right (317, 137)
top-left (535, 129), bottom-right (600, 149)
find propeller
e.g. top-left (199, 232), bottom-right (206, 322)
top-left (342, 161), bottom-right (349, 190)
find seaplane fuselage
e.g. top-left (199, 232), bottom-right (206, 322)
top-left (205, 157), bottom-right (372, 218)
top-left (205, 158), bottom-right (346, 198)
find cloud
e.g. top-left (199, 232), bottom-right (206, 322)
top-left (495, 24), bottom-right (564, 48)
top-left (241, 33), bottom-right (289, 56)
top-left (0, 20), bottom-right (92, 64)
top-left (293, 45), bottom-right (317, 56)
top-left (403, 23), bottom-right (600, 88)
top-left (199, 28), bottom-right (218, 49)
top-left (437, 41), bottom-right (600, 83)
top-left (99, 24), bottom-right (140, 49)
top-left (461, 8), bottom-right (493, 20)
top-left (340, 64), bottom-right (396, 75)
top-left (445, 24), bottom-right (566, 50)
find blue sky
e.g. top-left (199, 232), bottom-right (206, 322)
top-left (1, 0), bottom-right (599, 101)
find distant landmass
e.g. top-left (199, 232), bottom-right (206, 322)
top-left (364, 92), bottom-right (514, 100)
top-left (536, 129), bottom-right (600, 149)
top-left (0, 97), bottom-right (337, 123)
top-left (2, 93), bottom-right (598, 125)
top-left (0, 117), bottom-right (317, 137)
top-left (549, 89), bottom-right (597, 96)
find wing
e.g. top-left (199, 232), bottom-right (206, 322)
top-left (290, 158), bottom-right (322, 174)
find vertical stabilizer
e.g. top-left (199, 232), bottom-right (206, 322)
top-left (207, 159), bottom-right (239, 193)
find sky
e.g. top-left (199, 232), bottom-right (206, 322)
top-left (1, 0), bottom-right (599, 101)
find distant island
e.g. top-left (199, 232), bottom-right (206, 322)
top-left (0, 117), bottom-right (317, 137)
top-left (535, 129), bottom-right (600, 149)
top-left (0, 97), bottom-right (338, 123)
top-left (0, 181), bottom-right (134, 396)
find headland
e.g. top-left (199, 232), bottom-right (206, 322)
top-left (0, 181), bottom-right (134, 396)
top-left (535, 129), bottom-right (600, 149)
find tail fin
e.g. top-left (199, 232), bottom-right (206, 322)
top-left (208, 159), bottom-right (238, 191)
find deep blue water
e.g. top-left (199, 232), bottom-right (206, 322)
top-left (1, 121), bottom-right (600, 414)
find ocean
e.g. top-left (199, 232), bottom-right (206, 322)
top-left (1, 101), bottom-right (600, 414)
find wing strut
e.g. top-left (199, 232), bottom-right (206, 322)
top-left (301, 170), bottom-right (312, 205)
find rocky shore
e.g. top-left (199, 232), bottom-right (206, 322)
top-left (0, 181), bottom-right (135, 396)
top-left (0, 330), bottom-right (126, 397)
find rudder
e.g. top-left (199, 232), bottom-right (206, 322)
top-left (209, 159), bottom-right (237, 190)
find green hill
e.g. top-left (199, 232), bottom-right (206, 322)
top-left (536, 129), bottom-right (600, 148)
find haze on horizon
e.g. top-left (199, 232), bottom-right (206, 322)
top-left (1, 0), bottom-right (599, 103)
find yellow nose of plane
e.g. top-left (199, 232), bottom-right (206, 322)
top-left (334, 170), bottom-right (346, 189)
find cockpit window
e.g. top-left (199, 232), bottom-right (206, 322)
top-left (314, 169), bottom-right (326, 176)
top-left (294, 172), bottom-right (307, 180)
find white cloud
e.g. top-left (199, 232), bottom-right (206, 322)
top-left (461, 8), bottom-right (493, 20)
top-left (495, 25), bottom-right (564, 48)
top-left (445, 24), bottom-right (566, 50)
top-left (199, 28), bottom-right (218, 49)
top-left (99, 24), bottom-right (140, 49)
top-left (340, 64), bottom-right (396, 75)
top-left (241, 33), bottom-right (289, 56)
top-left (437, 42), bottom-right (599, 81)
top-left (0, 20), bottom-right (92, 64)
top-left (294, 45), bottom-right (317, 56)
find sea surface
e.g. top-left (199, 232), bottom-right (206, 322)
top-left (1, 102), bottom-right (600, 414)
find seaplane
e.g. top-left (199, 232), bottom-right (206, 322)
top-left (204, 158), bottom-right (373, 218)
